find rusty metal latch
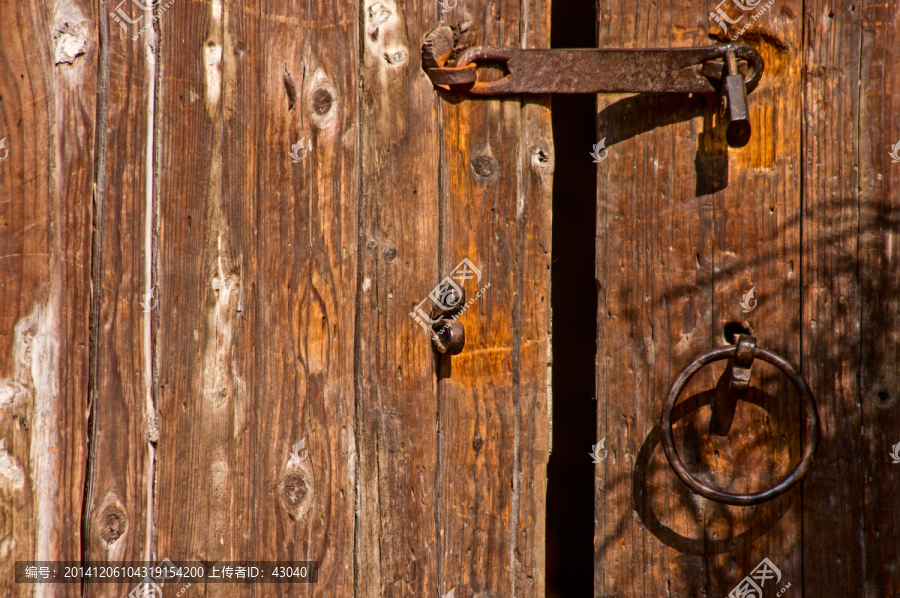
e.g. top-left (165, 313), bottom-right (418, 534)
top-left (422, 26), bottom-right (765, 147)
top-left (728, 334), bottom-right (756, 393)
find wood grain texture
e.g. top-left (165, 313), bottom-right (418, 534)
top-left (153, 1), bottom-right (358, 596)
top-left (0, 0), bottom-right (96, 595)
top-left (82, 1), bottom-right (155, 594)
top-left (857, 0), bottom-right (900, 591)
top-left (594, 0), bottom-right (804, 595)
top-left (437, 1), bottom-right (552, 597)
top-left (154, 0), bottom-right (253, 574)
top-left (799, 1), bottom-right (865, 594)
top-left (513, 92), bottom-right (553, 598)
top-left (802, 0), bottom-right (900, 595)
top-left (356, 0), bottom-right (441, 596)
top-left (5, 1), bottom-right (553, 596)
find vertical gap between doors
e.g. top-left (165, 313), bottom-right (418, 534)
top-left (546, 1), bottom-right (598, 597)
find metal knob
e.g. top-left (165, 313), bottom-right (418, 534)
top-left (429, 289), bottom-right (466, 355)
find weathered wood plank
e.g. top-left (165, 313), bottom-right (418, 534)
top-left (154, 0), bottom-right (253, 574)
top-left (154, 1), bottom-right (358, 595)
top-left (246, 0), bottom-right (359, 588)
top-left (802, 0), bottom-right (900, 595)
top-left (857, 0), bottom-right (900, 592)
top-left (799, 0), bottom-right (865, 595)
top-left (356, 0), bottom-right (443, 596)
top-left (82, 1), bottom-right (156, 593)
top-left (513, 91), bottom-right (553, 598)
top-left (0, 0), bottom-right (95, 595)
top-left (594, 0), bottom-right (803, 594)
top-left (437, 0), bottom-right (552, 593)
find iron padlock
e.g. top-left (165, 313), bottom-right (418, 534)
top-left (722, 51), bottom-right (752, 147)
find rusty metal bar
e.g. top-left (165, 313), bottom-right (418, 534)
top-left (423, 38), bottom-right (764, 96)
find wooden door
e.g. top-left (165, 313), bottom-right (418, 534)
top-left (0, 0), bottom-right (550, 597)
top-left (594, 0), bottom-right (900, 596)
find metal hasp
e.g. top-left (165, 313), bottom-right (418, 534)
top-left (660, 337), bottom-right (820, 506)
top-left (728, 333), bottom-right (756, 392)
top-left (422, 25), bottom-right (765, 148)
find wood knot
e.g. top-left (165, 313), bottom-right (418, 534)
top-left (531, 147), bottom-right (552, 168)
top-left (99, 506), bottom-right (126, 544)
top-left (471, 155), bottom-right (497, 179)
top-left (309, 69), bottom-right (338, 129)
top-left (311, 88), bottom-right (334, 115)
top-left (367, 3), bottom-right (391, 40)
top-left (279, 470), bottom-right (313, 521)
top-left (283, 69), bottom-right (297, 111)
top-left (383, 248), bottom-right (397, 262)
top-left (472, 436), bottom-right (484, 454)
top-left (283, 475), bottom-right (308, 504)
top-left (383, 50), bottom-right (408, 65)
top-left (53, 17), bottom-right (88, 66)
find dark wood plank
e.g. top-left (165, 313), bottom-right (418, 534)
top-left (594, 0), bottom-right (804, 595)
top-left (437, 2), bottom-right (552, 597)
top-left (154, 1), bottom-right (358, 595)
top-left (858, 0), bottom-right (900, 592)
top-left (0, 0), bottom-right (95, 595)
top-left (82, 1), bottom-right (155, 593)
top-left (802, 0), bottom-right (900, 595)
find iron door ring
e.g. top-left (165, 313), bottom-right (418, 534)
top-left (660, 344), bottom-right (820, 506)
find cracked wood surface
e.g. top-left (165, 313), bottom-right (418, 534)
top-left (81, 1), bottom-right (157, 595)
top-left (0, 0), bottom-right (96, 595)
top-left (1, 0), bottom-right (550, 596)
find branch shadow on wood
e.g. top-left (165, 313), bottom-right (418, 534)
top-left (633, 199), bottom-right (900, 378)
top-left (624, 375), bottom-right (798, 556)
